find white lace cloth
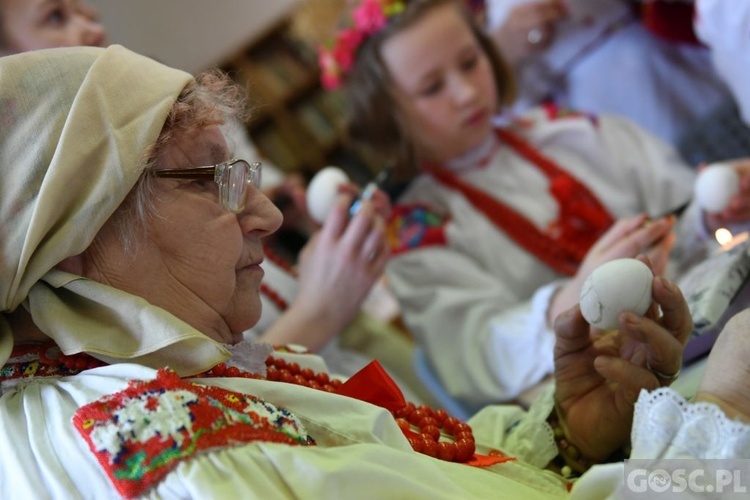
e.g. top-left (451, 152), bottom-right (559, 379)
top-left (571, 388), bottom-right (750, 499)
top-left (631, 388), bottom-right (750, 460)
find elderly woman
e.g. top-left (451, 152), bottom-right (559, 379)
top-left (0, 45), bottom-right (748, 499)
top-left (0, 0), bottom-right (413, 393)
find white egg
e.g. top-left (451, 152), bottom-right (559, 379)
top-left (579, 258), bottom-right (653, 330)
top-left (306, 166), bottom-right (349, 224)
top-left (694, 162), bottom-right (740, 213)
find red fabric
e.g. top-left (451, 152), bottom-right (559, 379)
top-left (336, 360), bottom-right (407, 412)
top-left (468, 451), bottom-right (516, 468)
top-left (640, 2), bottom-right (700, 45)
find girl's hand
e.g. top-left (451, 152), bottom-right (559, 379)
top-left (548, 214), bottom-right (675, 325)
top-left (291, 192), bottom-right (389, 350)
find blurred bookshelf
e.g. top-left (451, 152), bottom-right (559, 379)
top-left (220, 15), bottom-right (378, 184)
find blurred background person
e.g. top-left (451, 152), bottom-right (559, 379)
top-left (483, 0), bottom-right (739, 159)
top-left (0, 0), bottom-right (106, 54)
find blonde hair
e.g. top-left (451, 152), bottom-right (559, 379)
top-left (344, 0), bottom-right (516, 177)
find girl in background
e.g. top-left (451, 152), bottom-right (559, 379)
top-left (320, 0), bottom-right (750, 410)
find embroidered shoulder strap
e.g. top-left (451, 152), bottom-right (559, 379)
top-left (427, 128), bottom-right (613, 275)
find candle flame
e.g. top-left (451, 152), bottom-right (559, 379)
top-left (715, 228), bottom-right (733, 246)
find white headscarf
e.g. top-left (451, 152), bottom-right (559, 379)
top-left (694, 0), bottom-right (750, 125)
top-left (0, 45), bottom-right (230, 372)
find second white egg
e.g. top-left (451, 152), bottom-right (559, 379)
top-left (306, 166), bottom-right (349, 224)
top-left (694, 162), bottom-right (739, 214)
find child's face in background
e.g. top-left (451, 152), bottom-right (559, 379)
top-left (381, 2), bottom-right (498, 164)
top-left (1, 0), bottom-right (106, 54)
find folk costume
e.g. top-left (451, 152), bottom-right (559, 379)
top-left (1, 39), bottom-right (747, 500)
top-left (486, 0), bottom-right (733, 146)
top-left (387, 107), bottom-right (699, 407)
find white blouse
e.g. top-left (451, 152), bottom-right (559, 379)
top-left (387, 108), bottom-right (699, 407)
top-left (1, 362), bottom-right (747, 499)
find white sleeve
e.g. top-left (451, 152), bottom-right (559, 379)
top-left (597, 113), bottom-right (750, 270)
top-left (594, 113), bottom-right (711, 266)
top-left (596, 113), bottom-right (695, 217)
top-left (387, 245), bottom-right (559, 407)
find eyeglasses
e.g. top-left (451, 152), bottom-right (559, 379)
top-left (152, 159), bottom-right (262, 213)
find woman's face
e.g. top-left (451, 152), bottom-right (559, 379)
top-left (1, 0), bottom-right (106, 53)
top-left (380, 3), bottom-right (498, 164)
top-left (86, 126), bottom-right (283, 344)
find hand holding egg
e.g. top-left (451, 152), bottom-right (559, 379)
top-left (579, 258), bottom-right (653, 330)
top-left (694, 162), bottom-right (740, 214)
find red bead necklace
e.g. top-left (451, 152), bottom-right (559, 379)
top-left (205, 356), bottom-right (475, 462)
top-left (259, 243), bottom-right (296, 312)
top-left (5, 343), bottom-right (476, 463)
top-left (257, 246), bottom-right (475, 461)
top-left (263, 244), bottom-right (298, 277)
top-left (259, 282), bottom-right (289, 311)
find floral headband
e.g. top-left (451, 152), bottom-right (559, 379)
top-left (318, 0), bottom-right (486, 90)
top-left (318, 0), bottom-right (406, 90)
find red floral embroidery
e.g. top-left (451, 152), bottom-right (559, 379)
top-left (73, 368), bottom-right (312, 498)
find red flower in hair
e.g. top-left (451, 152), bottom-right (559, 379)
top-left (333, 28), bottom-right (365, 72)
top-left (317, 0), bottom-right (406, 90)
top-left (318, 50), bottom-right (342, 90)
top-left (353, 0), bottom-right (389, 32)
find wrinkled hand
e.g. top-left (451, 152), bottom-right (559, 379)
top-left (292, 192), bottom-right (389, 350)
top-left (489, 0), bottom-right (567, 65)
top-left (704, 159), bottom-right (750, 227)
top-left (548, 214), bottom-right (676, 324)
top-left (553, 262), bottom-right (692, 461)
top-left (695, 309), bottom-right (750, 423)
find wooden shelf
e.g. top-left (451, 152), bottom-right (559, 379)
top-left (219, 13), bottom-right (379, 181)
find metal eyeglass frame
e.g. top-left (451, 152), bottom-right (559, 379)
top-left (152, 159), bottom-right (262, 213)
